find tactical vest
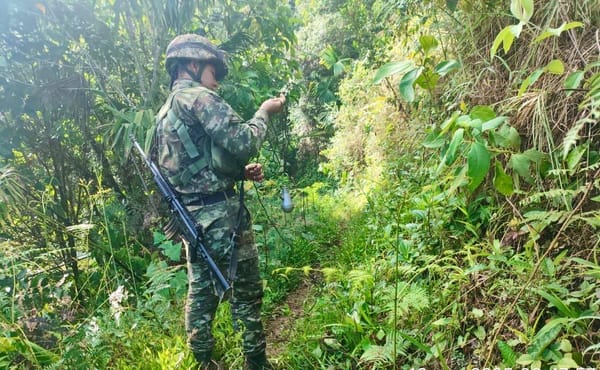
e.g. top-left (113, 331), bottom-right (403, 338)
top-left (155, 87), bottom-right (244, 189)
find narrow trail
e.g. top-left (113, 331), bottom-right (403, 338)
top-left (264, 279), bottom-right (314, 359)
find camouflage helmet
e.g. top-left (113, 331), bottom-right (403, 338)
top-left (165, 34), bottom-right (228, 80)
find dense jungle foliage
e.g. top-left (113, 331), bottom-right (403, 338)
top-left (0, 0), bottom-right (599, 368)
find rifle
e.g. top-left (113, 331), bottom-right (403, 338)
top-left (130, 135), bottom-right (231, 293)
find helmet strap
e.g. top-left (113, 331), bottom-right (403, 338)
top-left (183, 61), bottom-right (206, 84)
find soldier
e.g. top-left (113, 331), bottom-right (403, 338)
top-left (155, 33), bottom-right (284, 369)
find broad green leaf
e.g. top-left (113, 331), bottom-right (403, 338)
top-left (134, 110), bottom-right (144, 126)
top-left (506, 127), bottom-right (522, 150)
top-left (555, 356), bottom-right (580, 368)
top-left (474, 326), bottom-right (486, 340)
top-left (467, 142), bottom-right (491, 191)
top-left (471, 308), bottom-right (484, 318)
top-left (159, 240), bottom-right (182, 262)
top-left (498, 340), bottom-right (517, 367)
top-left (518, 69), bottom-right (544, 96)
top-left (470, 105), bottom-right (496, 121)
top-left (516, 353), bottom-right (534, 366)
top-left (457, 116), bottom-right (482, 131)
top-left (534, 21), bottom-right (584, 43)
top-left (564, 70), bottom-right (585, 95)
top-left (566, 144), bottom-right (586, 170)
top-left (494, 162), bottom-right (514, 196)
top-left (399, 67), bottom-right (422, 102)
top-left (372, 60), bottom-right (413, 84)
top-left (559, 339), bottom-right (572, 352)
top-left (535, 289), bottom-right (576, 317)
top-left (444, 128), bottom-right (464, 166)
top-left (491, 26), bottom-right (514, 58)
top-left (333, 61), bottom-right (345, 76)
top-left (507, 23), bottom-right (523, 46)
top-left (419, 35), bottom-right (439, 55)
top-left (492, 23), bottom-right (523, 59)
top-left (523, 149), bottom-right (546, 164)
top-left (510, 153), bottom-right (532, 181)
top-left (545, 59), bottom-right (564, 74)
top-left (434, 60), bottom-right (461, 76)
top-left (482, 116), bottom-right (507, 131)
top-left (440, 111), bottom-right (460, 133)
top-left (415, 69), bottom-right (440, 90)
top-left (541, 257), bottom-right (555, 277)
top-left (579, 215), bottom-right (600, 227)
top-left (153, 231), bottom-right (167, 245)
top-left (490, 125), bottom-right (512, 148)
top-left (320, 45), bottom-right (338, 69)
top-left (510, 0), bottom-right (534, 23)
top-left (431, 317), bottom-right (454, 326)
top-left (422, 131), bottom-right (446, 148)
top-left (527, 318), bottom-right (565, 359)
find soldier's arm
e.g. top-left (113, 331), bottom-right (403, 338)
top-left (192, 93), bottom-right (268, 163)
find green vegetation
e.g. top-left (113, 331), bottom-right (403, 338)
top-left (1, 0), bottom-right (598, 368)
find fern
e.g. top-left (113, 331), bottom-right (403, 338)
top-left (574, 211), bottom-right (600, 228)
top-left (360, 344), bottom-right (395, 365)
top-left (360, 335), bottom-right (409, 366)
top-left (348, 269), bottom-right (375, 292)
top-left (562, 119), bottom-right (586, 160)
top-left (581, 70), bottom-right (600, 114)
top-left (383, 282), bottom-right (430, 320)
top-left (562, 65), bottom-right (599, 171)
top-left (521, 187), bottom-right (584, 206)
top-left (580, 160), bottom-right (600, 173)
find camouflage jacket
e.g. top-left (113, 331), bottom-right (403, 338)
top-left (156, 79), bottom-right (269, 197)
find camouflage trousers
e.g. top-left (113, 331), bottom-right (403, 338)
top-left (184, 196), bottom-right (266, 363)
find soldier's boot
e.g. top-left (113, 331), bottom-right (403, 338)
top-left (245, 351), bottom-right (273, 370)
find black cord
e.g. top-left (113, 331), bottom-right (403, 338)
top-left (251, 182), bottom-right (295, 250)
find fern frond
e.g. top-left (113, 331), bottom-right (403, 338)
top-left (574, 212), bottom-right (600, 228)
top-left (359, 334), bottom-right (409, 366)
top-left (383, 282), bottom-right (430, 320)
top-left (562, 118), bottom-right (586, 160)
top-left (348, 269), bottom-right (375, 291)
top-left (360, 344), bottom-right (395, 365)
top-left (579, 160), bottom-right (600, 174)
top-left (580, 70), bottom-right (600, 114)
top-left (218, 31), bottom-right (254, 53)
top-left (521, 186), bottom-right (585, 206)
top-left (522, 210), bottom-right (566, 223)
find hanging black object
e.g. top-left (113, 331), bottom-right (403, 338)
top-left (281, 186), bottom-right (294, 213)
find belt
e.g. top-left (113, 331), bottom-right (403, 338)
top-left (183, 188), bottom-right (237, 207)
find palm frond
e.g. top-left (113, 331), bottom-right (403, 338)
top-left (218, 31), bottom-right (255, 54)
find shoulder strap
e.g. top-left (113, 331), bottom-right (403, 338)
top-left (158, 89), bottom-right (210, 187)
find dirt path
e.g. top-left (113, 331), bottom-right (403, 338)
top-left (264, 278), bottom-right (314, 359)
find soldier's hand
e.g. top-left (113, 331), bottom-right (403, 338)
top-left (259, 94), bottom-right (286, 115)
top-left (244, 163), bottom-right (264, 182)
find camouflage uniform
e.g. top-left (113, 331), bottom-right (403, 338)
top-left (155, 78), bottom-right (269, 365)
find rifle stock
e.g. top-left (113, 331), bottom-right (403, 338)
top-left (130, 135), bottom-right (231, 293)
